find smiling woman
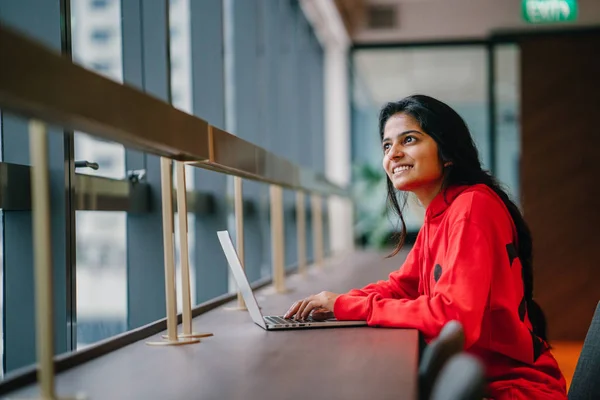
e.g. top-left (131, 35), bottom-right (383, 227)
top-left (378, 95), bottom-right (489, 257)
top-left (286, 94), bottom-right (569, 400)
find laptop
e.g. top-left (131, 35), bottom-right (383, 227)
top-left (217, 230), bottom-right (367, 330)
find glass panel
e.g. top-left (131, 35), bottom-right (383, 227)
top-left (75, 211), bottom-right (127, 349)
top-left (351, 46), bottom-right (489, 241)
top-left (494, 44), bottom-right (521, 204)
top-left (0, 209), bottom-right (3, 378)
top-left (170, 0), bottom-right (196, 312)
top-left (0, 107), bottom-right (3, 377)
top-left (71, 0), bottom-right (128, 348)
top-left (71, 0), bottom-right (125, 180)
top-left (71, 0), bottom-right (123, 82)
top-left (169, 0), bottom-right (193, 114)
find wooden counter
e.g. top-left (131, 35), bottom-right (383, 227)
top-left (3, 251), bottom-right (419, 400)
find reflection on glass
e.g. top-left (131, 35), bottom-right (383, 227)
top-left (71, 0), bottom-right (125, 180)
top-left (170, 0), bottom-right (193, 114)
top-left (71, 0), bottom-right (123, 82)
top-left (170, 0), bottom-right (196, 310)
top-left (76, 211), bottom-right (127, 349)
top-left (494, 45), bottom-right (521, 204)
top-left (71, 0), bottom-right (128, 348)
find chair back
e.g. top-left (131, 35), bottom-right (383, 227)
top-left (430, 353), bottom-right (486, 400)
top-left (419, 320), bottom-right (466, 400)
top-left (569, 301), bottom-right (600, 400)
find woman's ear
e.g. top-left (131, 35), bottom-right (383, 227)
top-left (443, 161), bottom-right (453, 167)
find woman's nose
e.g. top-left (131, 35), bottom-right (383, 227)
top-left (388, 144), bottom-right (404, 159)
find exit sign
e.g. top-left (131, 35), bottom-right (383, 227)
top-left (523, 0), bottom-right (578, 23)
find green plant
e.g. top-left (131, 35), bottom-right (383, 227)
top-left (352, 163), bottom-right (395, 249)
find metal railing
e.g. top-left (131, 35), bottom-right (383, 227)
top-left (0, 24), bottom-right (347, 197)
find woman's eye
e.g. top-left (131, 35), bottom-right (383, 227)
top-left (403, 135), bottom-right (416, 145)
top-left (383, 143), bottom-right (391, 151)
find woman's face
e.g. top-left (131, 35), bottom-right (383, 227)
top-left (382, 113), bottom-right (444, 198)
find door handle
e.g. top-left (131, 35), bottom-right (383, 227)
top-left (74, 160), bottom-right (100, 170)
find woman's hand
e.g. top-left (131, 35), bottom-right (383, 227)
top-left (284, 291), bottom-right (341, 320)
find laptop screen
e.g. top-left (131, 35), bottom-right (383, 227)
top-left (217, 230), bottom-right (267, 328)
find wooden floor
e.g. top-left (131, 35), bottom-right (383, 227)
top-left (550, 341), bottom-right (583, 390)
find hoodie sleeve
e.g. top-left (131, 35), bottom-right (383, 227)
top-left (345, 237), bottom-right (421, 300)
top-left (334, 218), bottom-right (492, 348)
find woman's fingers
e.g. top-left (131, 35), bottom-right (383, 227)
top-left (300, 301), bottom-right (318, 320)
top-left (285, 294), bottom-right (330, 320)
top-left (284, 301), bottom-right (301, 319)
top-left (294, 298), bottom-right (312, 320)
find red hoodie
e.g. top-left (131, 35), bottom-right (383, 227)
top-left (334, 184), bottom-right (567, 399)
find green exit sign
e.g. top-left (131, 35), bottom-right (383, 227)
top-left (523, 0), bottom-right (578, 23)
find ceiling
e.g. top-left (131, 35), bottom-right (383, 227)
top-left (335, 0), bottom-right (600, 44)
top-left (342, 0), bottom-right (597, 107)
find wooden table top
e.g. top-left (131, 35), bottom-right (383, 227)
top-left (5, 250), bottom-right (419, 400)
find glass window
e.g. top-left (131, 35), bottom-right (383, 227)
top-left (0, 210), bottom-right (3, 377)
top-left (169, 0), bottom-right (196, 311)
top-left (352, 46), bottom-right (489, 236)
top-left (0, 108), bottom-right (3, 377)
top-left (494, 44), bottom-right (521, 204)
top-left (71, 0), bottom-right (128, 349)
top-left (90, 0), bottom-right (110, 10)
top-left (169, 0), bottom-right (192, 114)
top-left (89, 61), bottom-right (113, 73)
top-left (90, 28), bottom-right (113, 43)
top-left (71, 0), bottom-right (125, 180)
top-left (75, 211), bottom-right (127, 349)
top-left (170, 26), bottom-right (180, 40)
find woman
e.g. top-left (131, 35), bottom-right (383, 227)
top-left (284, 95), bottom-right (567, 399)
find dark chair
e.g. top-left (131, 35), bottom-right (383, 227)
top-left (419, 320), bottom-right (466, 400)
top-left (429, 353), bottom-right (486, 400)
top-left (568, 301), bottom-right (600, 400)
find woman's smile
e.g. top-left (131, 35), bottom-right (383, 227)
top-left (392, 165), bottom-right (414, 176)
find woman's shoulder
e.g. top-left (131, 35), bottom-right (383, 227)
top-left (447, 184), bottom-right (512, 227)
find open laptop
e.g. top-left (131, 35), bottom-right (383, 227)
top-left (217, 230), bottom-right (367, 330)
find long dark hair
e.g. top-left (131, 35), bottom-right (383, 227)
top-left (379, 94), bottom-right (547, 341)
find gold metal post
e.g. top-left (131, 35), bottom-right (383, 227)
top-left (225, 176), bottom-right (248, 311)
top-left (24, 120), bottom-right (85, 400)
top-left (270, 185), bottom-right (287, 293)
top-left (312, 194), bottom-right (324, 269)
top-left (296, 191), bottom-right (307, 277)
top-left (168, 162), bottom-right (212, 339)
top-left (147, 158), bottom-right (199, 346)
top-left (30, 120), bottom-right (56, 399)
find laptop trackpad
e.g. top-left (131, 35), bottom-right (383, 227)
top-left (310, 310), bottom-right (336, 321)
